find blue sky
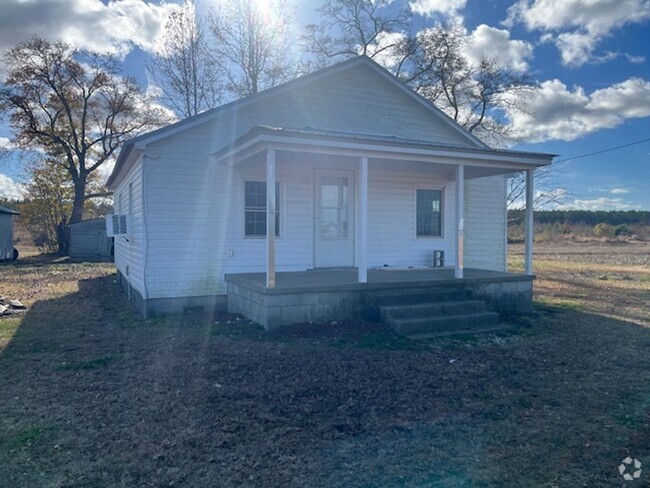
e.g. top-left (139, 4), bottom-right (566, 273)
top-left (0, 0), bottom-right (649, 210)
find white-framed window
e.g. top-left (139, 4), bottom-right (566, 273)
top-left (416, 188), bottom-right (443, 237)
top-left (244, 181), bottom-right (280, 237)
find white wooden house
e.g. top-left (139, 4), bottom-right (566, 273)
top-left (107, 56), bottom-right (553, 331)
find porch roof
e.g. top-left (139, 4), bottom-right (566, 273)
top-left (212, 125), bottom-right (556, 174)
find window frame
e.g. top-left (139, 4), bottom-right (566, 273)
top-left (414, 186), bottom-right (445, 239)
top-left (243, 180), bottom-right (282, 239)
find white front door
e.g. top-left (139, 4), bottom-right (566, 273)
top-left (314, 169), bottom-right (355, 268)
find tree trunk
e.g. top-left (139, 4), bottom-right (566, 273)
top-left (56, 218), bottom-right (67, 255)
top-left (61, 178), bottom-right (86, 255)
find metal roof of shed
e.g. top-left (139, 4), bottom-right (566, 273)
top-left (0, 206), bottom-right (19, 215)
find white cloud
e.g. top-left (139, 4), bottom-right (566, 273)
top-left (558, 197), bottom-right (641, 210)
top-left (507, 77), bottom-right (650, 142)
top-left (554, 30), bottom-right (599, 66)
top-left (610, 188), bottom-right (630, 194)
top-left (505, 0), bottom-right (650, 66)
top-left (410, 0), bottom-right (467, 17)
top-left (365, 31), bottom-right (408, 70)
top-left (0, 0), bottom-right (179, 77)
top-left (96, 159), bottom-right (116, 185)
top-left (0, 173), bottom-right (25, 201)
top-left (464, 24), bottom-right (533, 72)
top-left (0, 137), bottom-right (14, 151)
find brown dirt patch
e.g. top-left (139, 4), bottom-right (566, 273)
top-left (1, 249), bottom-right (649, 487)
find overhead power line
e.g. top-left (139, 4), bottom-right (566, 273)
top-left (554, 136), bottom-right (650, 164)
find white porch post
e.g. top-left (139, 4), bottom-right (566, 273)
top-left (525, 169), bottom-right (534, 275)
top-left (266, 149), bottom-right (276, 288)
top-left (358, 156), bottom-right (368, 283)
top-left (455, 164), bottom-right (464, 279)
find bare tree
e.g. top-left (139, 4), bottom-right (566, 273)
top-left (507, 162), bottom-right (573, 211)
top-left (0, 37), bottom-right (170, 253)
top-left (303, 0), bottom-right (411, 68)
top-left (403, 23), bottom-right (535, 145)
top-left (305, 8), bottom-right (535, 145)
top-left (148, 0), bottom-right (221, 118)
top-left (207, 0), bottom-right (299, 97)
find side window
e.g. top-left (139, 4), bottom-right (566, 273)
top-left (416, 189), bottom-right (443, 237)
top-left (244, 181), bottom-right (280, 237)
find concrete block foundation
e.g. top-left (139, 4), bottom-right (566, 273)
top-left (226, 269), bottom-right (534, 330)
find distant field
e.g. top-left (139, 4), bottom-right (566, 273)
top-left (510, 241), bottom-right (650, 326)
top-left (0, 244), bottom-right (648, 487)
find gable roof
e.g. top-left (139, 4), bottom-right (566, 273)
top-left (107, 56), bottom-right (487, 188)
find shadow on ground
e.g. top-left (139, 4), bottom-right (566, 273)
top-left (1, 274), bottom-right (649, 487)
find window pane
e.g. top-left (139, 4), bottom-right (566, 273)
top-left (416, 189), bottom-right (442, 237)
top-left (320, 176), bottom-right (349, 239)
top-left (244, 181), bottom-right (280, 237)
top-left (339, 208), bottom-right (348, 237)
top-left (320, 208), bottom-right (338, 239)
top-left (321, 184), bottom-right (339, 207)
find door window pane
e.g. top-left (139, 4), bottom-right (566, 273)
top-left (320, 176), bottom-right (349, 239)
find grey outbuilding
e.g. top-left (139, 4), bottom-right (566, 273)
top-left (69, 218), bottom-right (113, 261)
top-left (0, 206), bottom-right (19, 262)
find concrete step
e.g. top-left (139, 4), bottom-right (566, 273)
top-left (387, 311), bottom-right (500, 336)
top-left (380, 300), bottom-right (486, 321)
top-left (366, 288), bottom-right (472, 306)
top-left (363, 287), bottom-right (474, 322)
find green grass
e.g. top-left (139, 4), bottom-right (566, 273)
top-left (0, 317), bottom-right (21, 343)
top-left (13, 424), bottom-right (59, 448)
top-left (55, 355), bottom-right (120, 371)
top-left (535, 296), bottom-right (585, 311)
top-left (613, 392), bottom-right (650, 429)
top-left (347, 331), bottom-right (419, 350)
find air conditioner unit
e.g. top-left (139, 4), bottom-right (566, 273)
top-left (106, 214), bottom-right (130, 237)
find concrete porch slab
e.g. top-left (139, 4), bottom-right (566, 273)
top-left (225, 268), bottom-right (534, 329)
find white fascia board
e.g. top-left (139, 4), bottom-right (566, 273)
top-left (214, 134), bottom-right (553, 170)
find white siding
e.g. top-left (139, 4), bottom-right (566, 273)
top-left (113, 157), bottom-right (146, 296)
top-left (146, 62), bottom-right (474, 163)
top-left (143, 161), bottom-right (508, 299)
top-left (138, 62), bottom-right (505, 299)
top-left (464, 175), bottom-right (507, 271)
top-left (366, 164), bottom-right (457, 268)
top-left (144, 154), bottom-right (480, 298)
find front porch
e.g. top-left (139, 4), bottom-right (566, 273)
top-left (215, 126), bottom-right (552, 331)
top-left (226, 267), bottom-right (533, 330)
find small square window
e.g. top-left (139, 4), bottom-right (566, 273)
top-left (244, 181), bottom-right (280, 237)
top-left (416, 189), bottom-right (443, 237)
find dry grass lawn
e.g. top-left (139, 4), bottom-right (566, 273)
top-left (0, 243), bottom-right (649, 487)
